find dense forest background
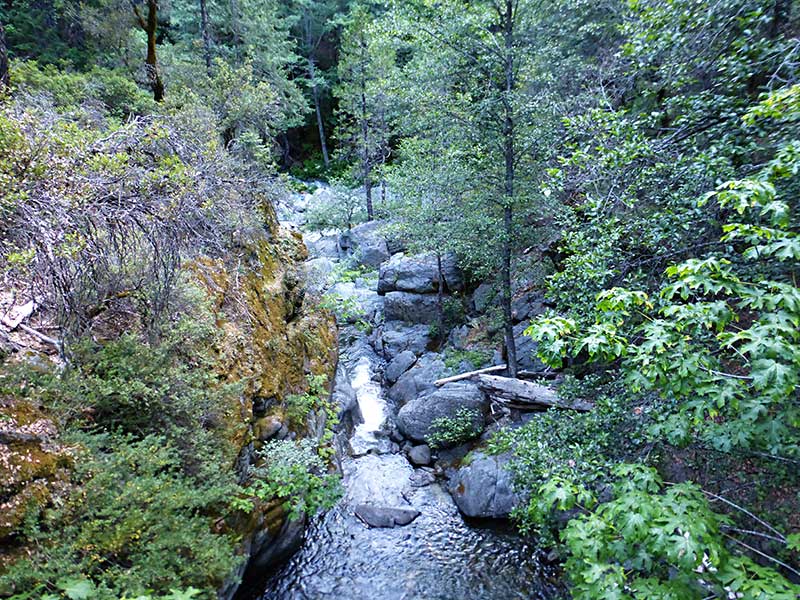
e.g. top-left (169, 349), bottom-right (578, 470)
top-left (1, 0), bottom-right (800, 598)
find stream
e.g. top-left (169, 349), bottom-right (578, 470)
top-left (249, 188), bottom-right (560, 600)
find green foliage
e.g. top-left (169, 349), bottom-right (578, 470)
top-left (442, 347), bottom-right (492, 372)
top-left (11, 61), bottom-right (156, 117)
top-left (488, 378), bottom-right (650, 538)
top-left (306, 182), bottom-right (367, 231)
top-left (248, 439), bottom-right (341, 521)
top-left (285, 373), bottom-right (329, 429)
top-left (555, 465), bottom-right (800, 600)
top-left (529, 129), bottom-right (800, 458)
top-left (0, 434), bottom-right (241, 599)
top-left (427, 408), bottom-right (482, 448)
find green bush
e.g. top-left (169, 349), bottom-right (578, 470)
top-left (488, 380), bottom-right (650, 538)
top-left (442, 347), bottom-right (492, 371)
top-left (285, 373), bottom-right (329, 429)
top-left (11, 61), bottom-right (155, 117)
top-left (545, 465), bottom-right (800, 600)
top-left (249, 439), bottom-right (342, 520)
top-left (427, 407), bottom-right (482, 448)
top-left (0, 434), bottom-right (241, 600)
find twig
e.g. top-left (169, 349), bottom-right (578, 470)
top-left (722, 533), bottom-right (800, 579)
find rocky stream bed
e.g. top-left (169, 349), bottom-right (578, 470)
top-left (237, 186), bottom-right (561, 600)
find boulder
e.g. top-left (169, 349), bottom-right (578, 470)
top-left (254, 415), bottom-right (283, 441)
top-left (303, 230), bottom-right (339, 259)
top-left (304, 257), bottom-right (334, 296)
top-left (395, 382), bottom-right (486, 443)
top-left (409, 469), bottom-right (436, 488)
top-left (340, 221), bottom-right (390, 268)
top-left (407, 444), bottom-right (432, 466)
top-left (354, 504), bottom-right (420, 528)
top-left (513, 321), bottom-right (547, 371)
top-left (388, 353), bottom-right (446, 405)
top-left (380, 321), bottom-right (432, 359)
top-left (383, 291), bottom-right (440, 324)
top-left (472, 282), bottom-right (496, 313)
top-left (384, 350), bottom-right (417, 384)
top-left (511, 291), bottom-right (545, 324)
top-left (446, 324), bottom-right (471, 350)
top-left (449, 451), bottom-right (521, 519)
top-left (377, 253), bottom-right (463, 295)
top-left (328, 281), bottom-right (383, 324)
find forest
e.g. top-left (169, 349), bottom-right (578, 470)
top-left (0, 0), bottom-right (799, 599)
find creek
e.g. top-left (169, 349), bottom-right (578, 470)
top-left (248, 188), bottom-right (561, 600)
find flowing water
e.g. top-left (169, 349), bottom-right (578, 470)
top-left (252, 188), bottom-right (561, 600)
top-left (258, 339), bottom-right (559, 600)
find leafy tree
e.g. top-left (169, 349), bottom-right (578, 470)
top-left (283, 0), bottom-right (345, 166)
top-left (380, 0), bottom-right (574, 374)
top-left (335, 1), bottom-right (395, 219)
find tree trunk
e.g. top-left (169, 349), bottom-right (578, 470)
top-left (501, 0), bottom-right (518, 377)
top-left (0, 21), bottom-right (9, 90)
top-left (501, 205), bottom-right (517, 377)
top-left (199, 0), bottom-right (213, 75)
top-left (309, 61), bottom-right (330, 166)
top-left (131, 0), bottom-right (164, 101)
top-left (359, 33), bottom-right (374, 221)
top-left (361, 85), bottom-right (373, 220)
top-left (436, 252), bottom-right (445, 341)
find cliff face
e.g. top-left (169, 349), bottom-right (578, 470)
top-left (0, 200), bottom-right (339, 596)
top-left (190, 202), bottom-right (339, 595)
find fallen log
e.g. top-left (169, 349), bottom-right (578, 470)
top-left (475, 374), bottom-right (592, 412)
top-left (433, 364), bottom-right (507, 387)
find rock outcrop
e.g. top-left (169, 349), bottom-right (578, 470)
top-left (449, 451), bottom-right (521, 519)
top-left (377, 253), bottom-right (463, 295)
top-left (383, 291), bottom-right (440, 324)
top-left (395, 382), bottom-right (486, 443)
top-left (354, 504), bottom-right (421, 528)
top-left (339, 221), bottom-right (390, 268)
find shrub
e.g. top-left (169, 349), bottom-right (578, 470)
top-left (0, 434), bottom-right (241, 600)
top-left (305, 181), bottom-right (367, 231)
top-left (248, 439), bottom-right (341, 520)
top-left (547, 465), bottom-right (800, 600)
top-left (442, 347), bottom-right (492, 371)
top-left (285, 373), bottom-right (329, 429)
top-left (11, 61), bottom-right (155, 116)
top-left (427, 408), bottom-right (482, 448)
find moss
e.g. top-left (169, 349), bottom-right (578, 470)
top-left (0, 398), bottom-right (73, 540)
top-left (187, 222), bottom-right (338, 556)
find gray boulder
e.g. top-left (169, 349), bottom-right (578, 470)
top-left (340, 221), bottom-right (390, 268)
top-left (407, 444), bottom-right (432, 466)
top-left (472, 282), bottom-right (496, 313)
top-left (513, 321), bottom-right (547, 371)
top-left (396, 382), bottom-right (486, 443)
top-left (449, 451), bottom-right (521, 519)
top-left (511, 291), bottom-right (545, 324)
top-left (377, 253), bottom-right (463, 295)
top-left (354, 504), bottom-right (420, 528)
top-left (303, 230), bottom-right (339, 259)
top-left (383, 291), bottom-right (440, 324)
top-left (388, 353), bottom-right (446, 405)
top-left (304, 257), bottom-right (335, 296)
top-left (385, 350), bottom-right (417, 384)
top-left (380, 321), bottom-right (432, 359)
